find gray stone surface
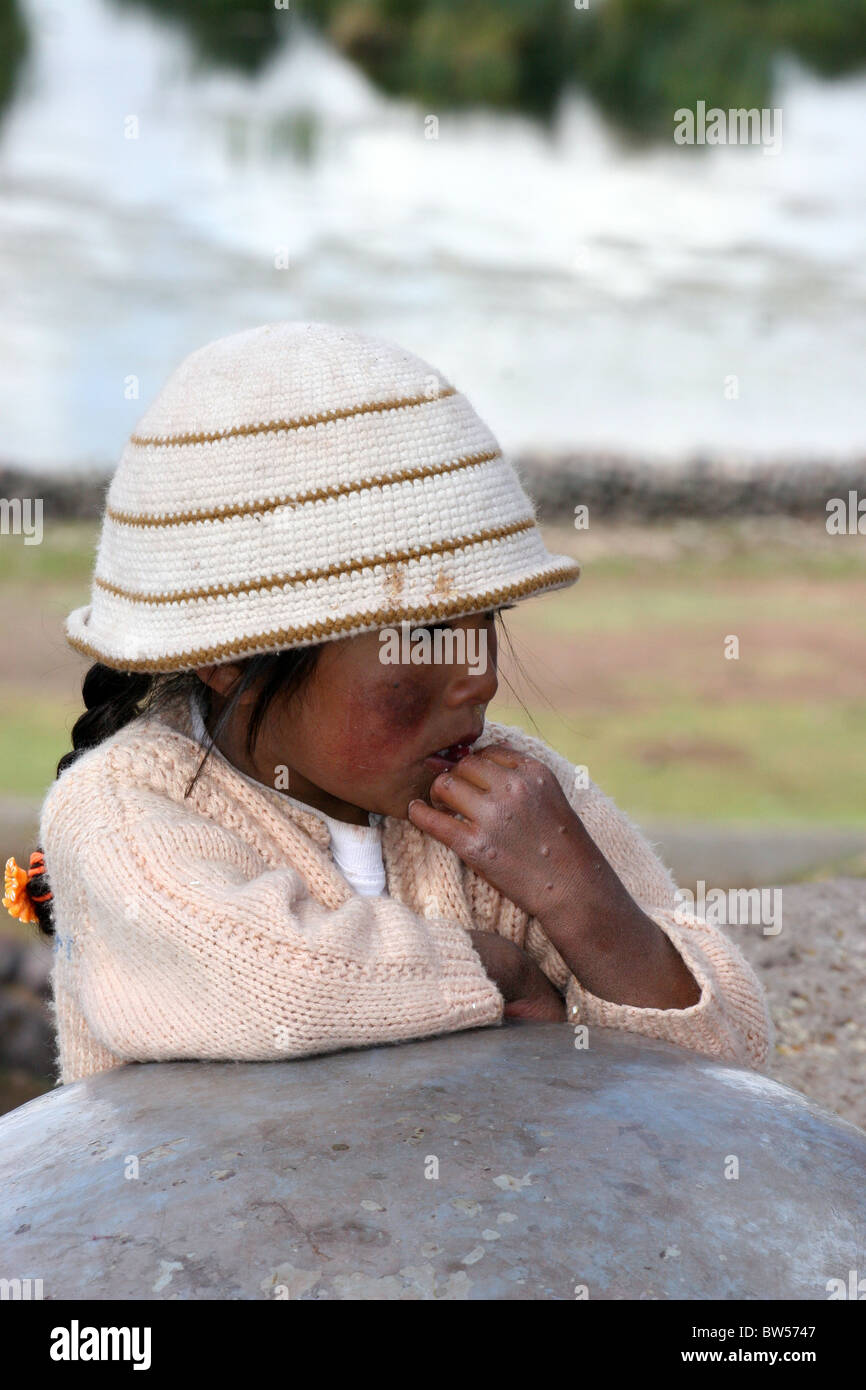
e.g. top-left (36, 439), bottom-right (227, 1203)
top-left (1, 1023), bottom-right (864, 1300)
top-left (0, 933), bottom-right (53, 1076)
top-left (734, 877), bottom-right (866, 1132)
top-left (646, 823), bottom-right (865, 891)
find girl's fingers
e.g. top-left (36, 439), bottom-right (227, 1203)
top-left (446, 744), bottom-right (523, 793)
top-left (406, 798), bottom-right (466, 851)
top-left (448, 754), bottom-right (494, 791)
top-left (429, 769), bottom-right (488, 820)
top-left (476, 744), bottom-right (523, 769)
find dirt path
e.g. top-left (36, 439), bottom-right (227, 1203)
top-left (734, 878), bottom-right (866, 1133)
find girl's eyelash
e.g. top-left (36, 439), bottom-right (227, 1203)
top-left (417, 604), bottom-right (516, 633)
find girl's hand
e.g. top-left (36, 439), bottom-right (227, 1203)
top-left (411, 743), bottom-right (704, 1013)
top-left (466, 930), bottom-right (566, 1022)
top-left (408, 742), bottom-right (599, 924)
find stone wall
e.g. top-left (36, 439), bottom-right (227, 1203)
top-left (514, 453), bottom-right (866, 522)
top-left (3, 456), bottom-right (865, 524)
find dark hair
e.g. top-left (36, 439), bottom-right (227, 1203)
top-left (30, 646), bottom-right (322, 937)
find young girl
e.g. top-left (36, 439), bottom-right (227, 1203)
top-left (4, 321), bottom-right (770, 1086)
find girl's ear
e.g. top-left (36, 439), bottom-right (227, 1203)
top-left (194, 663), bottom-right (244, 697)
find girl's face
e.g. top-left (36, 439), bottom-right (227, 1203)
top-left (197, 609), bottom-right (507, 825)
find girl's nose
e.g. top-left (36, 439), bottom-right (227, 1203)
top-left (443, 651), bottom-right (499, 710)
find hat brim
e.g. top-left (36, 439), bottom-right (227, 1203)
top-left (64, 556), bottom-right (580, 673)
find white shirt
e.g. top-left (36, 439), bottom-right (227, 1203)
top-left (187, 693), bottom-right (388, 898)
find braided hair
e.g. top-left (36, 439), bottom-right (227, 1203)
top-left (29, 647), bottom-right (323, 937)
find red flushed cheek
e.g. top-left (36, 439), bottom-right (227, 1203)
top-left (380, 676), bottom-right (434, 732)
top-left (330, 676), bottom-right (434, 771)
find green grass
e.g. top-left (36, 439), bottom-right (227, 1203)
top-left (525, 585), bottom-right (836, 636)
top-left (0, 521), bottom-right (99, 585)
top-left (0, 694), bottom-right (77, 798)
top-left (489, 699), bottom-right (866, 826)
top-left (578, 539), bottom-right (866, 586)
top-left (522, 569), bottom-right (866, 637)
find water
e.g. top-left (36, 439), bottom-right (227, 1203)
top-left (1, 0), bottom-right (864, 472)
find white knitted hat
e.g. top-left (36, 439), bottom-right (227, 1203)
top-left (65, 321), bottom-right (580, 672)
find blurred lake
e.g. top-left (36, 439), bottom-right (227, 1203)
top-left (1, 0), bottom-right (864, 472)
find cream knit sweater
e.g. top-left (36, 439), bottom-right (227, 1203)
top-left (39, 690), bottom-right (771, 1086)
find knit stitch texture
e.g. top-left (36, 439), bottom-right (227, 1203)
top-left (64, 321), bottom-right (580, 671)
top-left (39, 690), bottom-right (772, 1086)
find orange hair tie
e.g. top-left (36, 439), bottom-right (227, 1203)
top-left (3, 851), bottom-right (53, 925)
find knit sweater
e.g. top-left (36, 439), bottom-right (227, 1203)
top-left (39, 690), bottom-right (772, 1086)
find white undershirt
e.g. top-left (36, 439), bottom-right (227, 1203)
top-left (187, 693), bottom-right (388, 898)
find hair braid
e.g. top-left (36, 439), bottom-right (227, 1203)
top-left (29, 648), bottom-right (324, 937)
top-left (30, 664), bottom-right (157, 935)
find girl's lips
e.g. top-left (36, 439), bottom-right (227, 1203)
top-left (422, 739), bottom-right (478, 773)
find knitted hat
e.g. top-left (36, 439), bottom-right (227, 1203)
top-left (65, 321), bottom-right (581, 672)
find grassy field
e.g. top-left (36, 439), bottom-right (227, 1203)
top-left (493, 518), bottom-right (866, 828)
top-left (1, 516), bottom-right (865, 830)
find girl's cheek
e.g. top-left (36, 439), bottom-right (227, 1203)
top-left (336, 675), bottom-right (434, 768)
top-left (380, 674), bottom-right (435, 733)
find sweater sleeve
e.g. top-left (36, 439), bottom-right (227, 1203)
top-left (41, 763), bottom-right (504, 1082)
top-left (520, 761), bottom-right (772, 1071)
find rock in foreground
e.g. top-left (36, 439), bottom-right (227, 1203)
top-left (1, 1022), bottom-right (864, 1300)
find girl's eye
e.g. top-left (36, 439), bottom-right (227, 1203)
top-left (418, 605), bottom-right (514, 634)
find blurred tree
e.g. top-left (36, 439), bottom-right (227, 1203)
top-left (3, 0), bottom-right (866, 133)
top-left (303, 0), bottom-right (866, 134)
top-left (316, 0), bottom-right (575, 118)
top-left (0, 0), bottom-right (28, 121)
top-left (105, 0), bottom-right (285, 74)
top-left (572, 0), bottom-right (866, 136)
